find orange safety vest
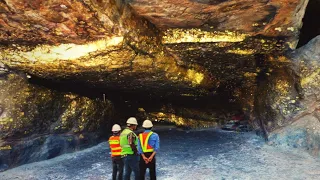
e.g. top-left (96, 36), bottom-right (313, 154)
top-left (139, 132), bottom-right (154, 153)
top-left (109, 135), bottom-right (121, 157)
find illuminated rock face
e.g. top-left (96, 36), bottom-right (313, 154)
top-left (256, 36), bottom-right (320, 156)
top-left (0, 0), bottom-right (309, 94)
top-left (0, 73), bottom-right (114, 169)
top-left (0, 73), bottom-right (113, 138)
top-left (0, 0), bottom-right (219, 96)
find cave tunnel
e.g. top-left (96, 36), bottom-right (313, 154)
top-left (27, 75), bottom-right (245, 131)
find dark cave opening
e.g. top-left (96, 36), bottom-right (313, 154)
top-left (297, 0), bottom-right (320, 48)
top-left (28, 77), bottom-right (243, 127)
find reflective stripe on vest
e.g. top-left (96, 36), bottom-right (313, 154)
top-left (109, 136), bottom-right (121, 157)
top-left (139, 131), bottom-right (154, 153)
top-left (120, 128), bottom-right (138, 155)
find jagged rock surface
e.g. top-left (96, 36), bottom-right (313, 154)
top-left (257, 36), bottom-right (320, 156)
top-left (0, 73), bottom-right (114, 170)
top-left (0, 0), bottom-right (309, 95)
top-left (0, 0), bottom-right (310, 122)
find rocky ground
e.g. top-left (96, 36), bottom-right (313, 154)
top-left (1, 128), bottom-right (320, 180)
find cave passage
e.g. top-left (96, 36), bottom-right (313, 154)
top-left (28, 76), bottom-right (244, 128)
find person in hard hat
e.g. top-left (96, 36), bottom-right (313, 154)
top-left (109, 124), bottom-right (123, 180)
top-left (120, 117), bottom-right (140, 180)
top-left (138, 120), bottom-right (160, 180)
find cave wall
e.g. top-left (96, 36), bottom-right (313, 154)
top-left (256, 36), bottom-right (320, 156)
top-left (0, 71), bottom-right (114, 171)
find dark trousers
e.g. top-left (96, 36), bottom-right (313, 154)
top-left (123, 154), bottom-right (140, 180)
top-left (139, 152), bottom-right (156, 180)
top-left (112, 156), bottom-right (124, 180)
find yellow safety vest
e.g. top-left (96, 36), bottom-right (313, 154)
top-left (139, 131), bottom-right (154, 153)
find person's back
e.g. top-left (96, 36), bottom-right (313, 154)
top-left (120, 128), bottom-right (136, 155)
top-left (109, 135), bottom-right (121, 157)
top-left (109, 124), bottom-right (123, 180)
top-left (138, 120), bottom-right (160, 180)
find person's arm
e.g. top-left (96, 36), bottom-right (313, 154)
top-left (108, 137), bottom-right (112, 158)
top-left (154, 133), bottom-right (160, 152)
top-left (137, 137), bottom-right (143, 155)
top-left (148, 134), bottom-right (160, 162)
top-left (128, 132), bottom-right (138, 155)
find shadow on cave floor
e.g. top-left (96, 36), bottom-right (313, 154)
top-left (1, 128), bottom-right (320, 180)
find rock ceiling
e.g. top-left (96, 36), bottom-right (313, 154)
top-left (0, 0), bottom-right (310, 96)
top-left (131, 0), bottom-right (305, 37)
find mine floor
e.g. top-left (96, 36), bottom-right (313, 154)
top-left (1, 128), bottom-right (320, 180)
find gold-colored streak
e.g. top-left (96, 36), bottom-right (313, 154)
top-left (275, 80), bottom-right (290, 95)
top-left (301, 69), bottom-right (320, 86)
top-left (162, 29), bottom-right (247, 44)
top-left (244, 72), bottom-right (257, 78)
top-left (227, 49), bottom-right (255, 55)
top-left (157, 112), bottom-right (165, 117)
top-left (0, 145), bottom-right (12, 150)
top-left (153, 112), bottom-right (218, 128)
top-left (4, 37), bottom-right (124, 62)
top-left (185, 69), bottom-right (204, 86)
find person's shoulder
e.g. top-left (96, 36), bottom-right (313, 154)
top-left (108, 136), bottom-right (113, 142)
top-left (129, 131), bottom-right (138, 136)
top-left (151, 132), bottom-right (159, 137)
top-left (138, 132), bottom-right (143, 136)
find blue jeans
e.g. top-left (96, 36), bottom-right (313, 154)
top-left (122, 155), bottom-right (140, 180)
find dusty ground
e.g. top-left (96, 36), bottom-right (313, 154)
top-left (1, 128), bottom-right (320, 180)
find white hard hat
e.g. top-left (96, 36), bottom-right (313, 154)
top-left (126, 117), bottom-right (138, 125)
top-left (112, 124), bottom-right (121, 132)
top-left (142, 120), bottom-right (153, 128)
